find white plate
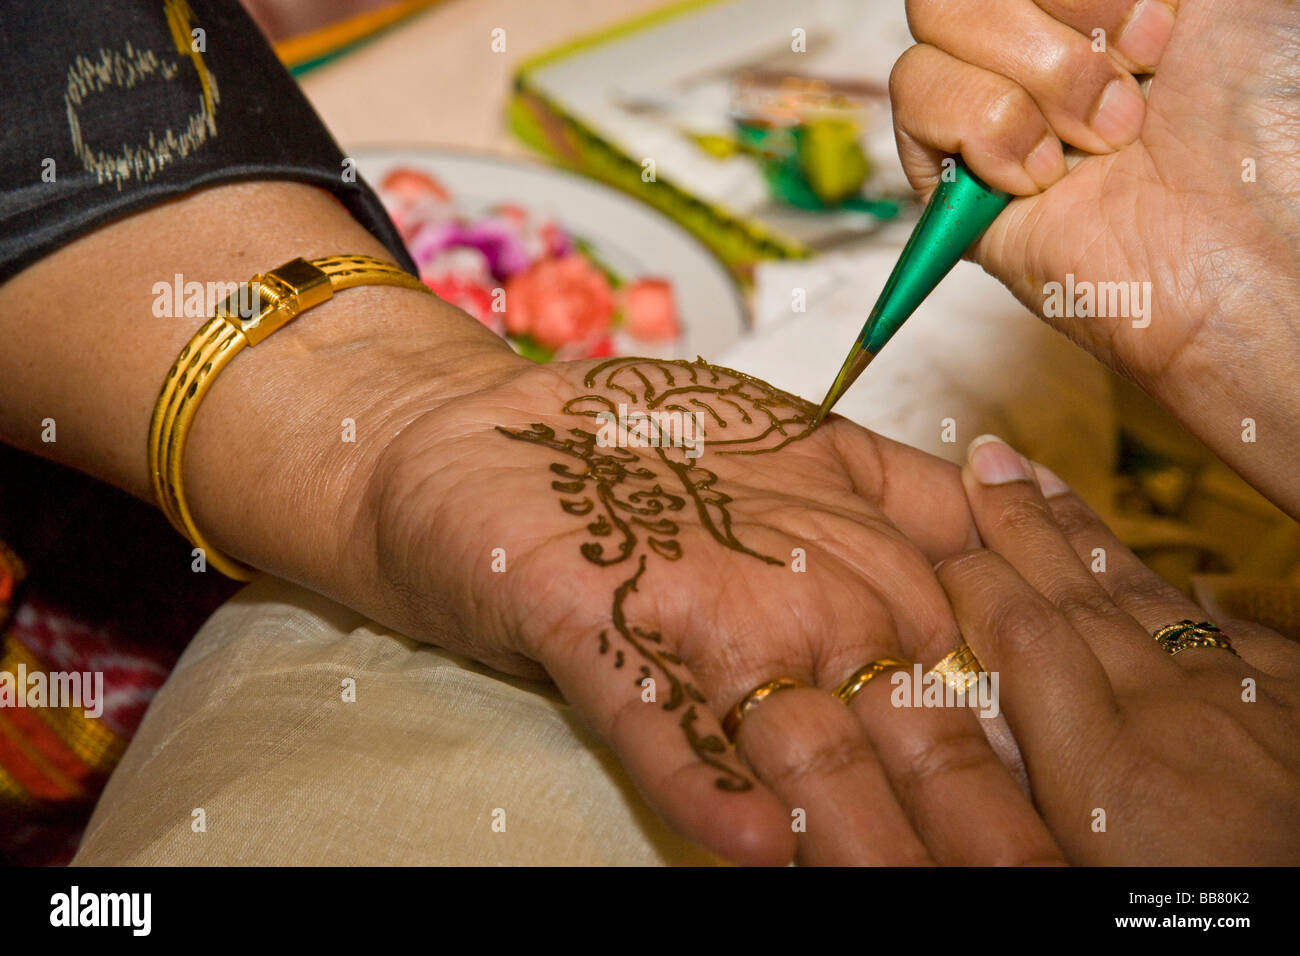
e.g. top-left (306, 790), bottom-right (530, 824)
top-left (353, 147), bottom-right (748, 360)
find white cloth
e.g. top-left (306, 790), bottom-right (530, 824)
top-left (736, 251), bottom-right (1117, 507)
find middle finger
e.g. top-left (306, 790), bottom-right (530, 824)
top-left (907, 0), bottom-right (1146, 152)
top-left (840, 648), bottom-right (1063, 864)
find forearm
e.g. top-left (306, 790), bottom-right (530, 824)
top-left (0, 180), bottom-right (523, 596)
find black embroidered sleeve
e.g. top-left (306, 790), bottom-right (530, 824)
top-left (0, 0), bottom-right (415, 281)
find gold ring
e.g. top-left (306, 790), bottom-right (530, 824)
top-left (723, 677), bottom-right (806, 742)
top-left (834, 658), bottom-right (911, 707)
top-left (928, 643), bottom-right (984, 691)
top-left (1153, 620), bottom-right (1237, 657)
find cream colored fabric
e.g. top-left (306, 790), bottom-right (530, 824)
top-left (72, 576), bottom-right (718, 866)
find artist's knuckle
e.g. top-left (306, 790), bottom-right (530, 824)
top-left (941, 547), bottom-right (996, 576)
top-left (899, 727), bottom-right (993, 800)
top-left (1046, 496), bottom-right (1097, 539)
top-left (1033, 42), bottom-right (1085, 96)
top-left (983, 85), bottom-right (1038, 143)
top-left (1109, 569), bottom-right (1174, 612)
top-left (993, 496), bottom-right (1054, 538)
top-left (1049, 582), bottom-right (1121, 622)
top-left (903, 0), bottom-right (951, 41)
top-left (987, 593), bottom-right (1056, 647)
top-left (937, 548), bottom-right (999, 592)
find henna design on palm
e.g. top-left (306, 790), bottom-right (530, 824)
top-left (498, 357), bottom-right (817, 789)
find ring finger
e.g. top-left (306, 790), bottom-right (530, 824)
top-left (717, 571), bottom-right (932, 864)
top-left (839, 647), bottom-right (1063, 864)
top-left (1035, 463), bottom-right (1300, 676)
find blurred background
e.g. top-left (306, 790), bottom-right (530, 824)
top-left (1, 0), bottom-right (1295, 866)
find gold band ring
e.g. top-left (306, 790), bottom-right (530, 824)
top-left (928, 643), bottom-right (985, 691)
top-left (834, 658), bottom-right (911, 707)
top-left (1153, 620), bottom-right (1237, 657)
top-left (723, 677), bottom-right (806, 742)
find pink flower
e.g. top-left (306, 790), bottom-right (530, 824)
top-left (619, 278), bottom-right (680, 341)
top-left (381, 168), bottom-right (451, 202)
top-left (504, 255), bottom-right (615, 349)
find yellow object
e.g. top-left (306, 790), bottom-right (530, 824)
top-left (833, 657), bottom-right (911, 707)
top-left (148, 255), bottom-right (431, 580)
top-left (273, 0), bottom-right (442, 73)
top-left (722, 676), bottom-right (806, 742)
top-left (928, 643), bottom-right (985, 692)
top-left (1152, 620), bottom-right (1238, 657)
top-left (799, 118), bottom-right (870, 205)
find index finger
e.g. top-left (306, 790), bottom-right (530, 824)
top-left (537, 625), bottom-right (796, 866)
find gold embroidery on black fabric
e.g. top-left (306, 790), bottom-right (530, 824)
top-left (64, 0), bottom-right (219, 189)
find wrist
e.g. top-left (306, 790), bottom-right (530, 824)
top-left (183, 281), bottom-right (527, 598)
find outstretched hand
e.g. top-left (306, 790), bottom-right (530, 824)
top-left (345, 355), bottom-right (1059, 865)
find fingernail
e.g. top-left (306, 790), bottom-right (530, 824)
top-left (1030, 462), bottom-right (1071, 497)
top-left (967, 434), bottom-right (1033, 485)
top-left (1024, 134), bottom-right (1066, 188)
top-left (1116, 0), bottom-right (1176, 71)
top-left (1091, 78), bottom-right (1145, 148)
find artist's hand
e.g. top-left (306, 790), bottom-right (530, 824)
top-left (890, 0), bottom-right (1300, 515)
top-left (936, 434), bottom-right (1300, 863)
top-left (346, 355), bottom-right (1059, 865)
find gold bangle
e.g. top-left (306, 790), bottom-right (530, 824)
top-left (148, 255), bottom-right (432, 580)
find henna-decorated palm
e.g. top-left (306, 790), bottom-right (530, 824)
top-left (355, 356), bottom-right (1059, 865)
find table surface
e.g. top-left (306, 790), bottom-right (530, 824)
top-left (299, 0), bottom-right (669, 156)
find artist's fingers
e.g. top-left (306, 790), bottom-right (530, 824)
top-left (960, 435), bottom-right (1179, 688)
top-left (734, 686), bottom-right (934, 865)
top-left (840, 656), bottom-right (1063, 864)
top-left (1034, 463), bottom-right (1300, 678)
top-left (1032, 0), bottom-right (1178, 73)
top-left (891, 43), bottom-right (1065, 196)
top-left (907, 0), bottom-right (1146, 155)
top-left (935, 549), bottom-right (1120, 774)
top-left (536, 631), bottom-right (796, 866)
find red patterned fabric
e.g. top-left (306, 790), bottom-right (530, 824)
top-left (1, 450), bottom-right (238, 865)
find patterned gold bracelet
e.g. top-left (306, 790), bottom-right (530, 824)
top-left (147, 255), bottom-right (432, 580)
